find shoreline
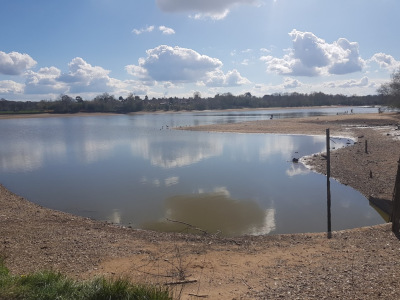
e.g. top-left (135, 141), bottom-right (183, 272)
top-left (0, 112), bottom-right (120, 119)
top-left (182, 112), bottom-right (400, 204)
top-left (0, 104), bottom-right (369, 119)
top-left (2, 110), bottom-right (400, 299)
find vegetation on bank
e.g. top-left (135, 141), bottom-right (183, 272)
top-left (2, 68), bottom-right (399, 115)
top-left (0, 257), bottom-right (172, 300)
top-left (0, 91), bottom-right (389, 115)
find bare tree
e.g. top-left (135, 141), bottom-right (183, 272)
top-left (378, 69), bottom-right (400, 108)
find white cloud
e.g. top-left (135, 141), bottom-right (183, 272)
top-left (0, 51), bottom-right (37, 75)
top-left (25, 67), bottom-right (67, 94)
top-left (0, 80), bottom-right (24, 94)
top-left (260, 48), bottom-right (271, 53)
top-left (126, 45), bottom-right (222, 82)
top-left (132, 25), bottom-right (175, 35)
top-left (283, 77), bottom-right (302, 89)
top-left (156, 0), bottom-right (258, 20)
top-left (325, 76), bottom-right (372, 89)
top-left (159, 25), bottom-right (175, 35)
top-left (261, 30), bottom-right (364, 77)
top-left (205, 69), bottom-right (250, 87)
top-left (126, 45), bottom-right (250, 88)
top-left (328, 38), bottom-right (364, 75)
top-left (132, 25), bottom-right (155, 35)
top-left (58, 57), bottom-right (116, 93)
top-left (368, 53), bottom-right (400, 71)
top-left (20, 58), bottom-right (136, 98)
top-left (121, 79), bottom-right (151, 95)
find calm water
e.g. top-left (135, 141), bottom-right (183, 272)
top-left (0, 107), bottom-right (384, 236)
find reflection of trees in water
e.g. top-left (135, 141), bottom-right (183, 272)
top-left (142, 193), bottom-right (276, 237)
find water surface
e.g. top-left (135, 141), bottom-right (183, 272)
top-left (0, 108), bottom-right (384, 236)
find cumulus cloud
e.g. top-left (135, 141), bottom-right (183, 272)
top-left (159, 25), bottom-right (175, 35)
top-left (0, 80), bottom-right (24, 94)
top-left (0, 51), bottom-right (37, 75)
top-left (325, 76), bottom-right (371, 89)
top-left (21, 58), bottom-right (131, 96)
top-left (328, 38), bottom-right (364, 74)
top-left (58, 57), bottom-right (116, 93)
top-left (369, 53), bottom-right (400, 71)
top-left (0, 55), bottom-right (149, 98)
top-left (283, 77), bottom-right (302, 89)
top-left (126, 45), bottom-right (222, 82)
top-left (126, 45), bottom-right (249, 87)
top-left (205, 69), bottom-right (250, 87)
top-left (25, 67), bottom-right (67, 94)
top-left (156, 0), bottom-right (258, 20)
top-left (261, 30), bottom-right (364, 77)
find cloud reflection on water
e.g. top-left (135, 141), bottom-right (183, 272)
top-left (129, 136), bottom-right (223, 169)
top-left (259, 135), bottom-right (297, 161)
top-left (0, 140), bottom-right (66, 172)
top-left (286, 163), bottom-right (311, 177)
top-left (141, 192), bottom-right (276, 237)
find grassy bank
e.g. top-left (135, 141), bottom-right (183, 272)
top-left (0, 257), bottom-right (172, 300)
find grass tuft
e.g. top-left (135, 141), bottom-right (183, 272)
top-left (0, 258), bottom-right (172, 300)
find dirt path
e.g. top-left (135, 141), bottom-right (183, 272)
top-left (2, 111), bottom-right (400, 299)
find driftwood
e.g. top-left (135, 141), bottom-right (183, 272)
top-left (188, 293), bottom-right (209, 298)
top-left (164, 279), bottom-right (197, 285)
top-left (166, 218), bottom-right (208, 235)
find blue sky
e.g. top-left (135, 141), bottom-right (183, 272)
top-left (1, 0), bottom-right (399, 101)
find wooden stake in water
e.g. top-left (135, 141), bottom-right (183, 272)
top-left (326, 129), bottom-right (332, 238)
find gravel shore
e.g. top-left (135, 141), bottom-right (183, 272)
top-left (2, 111), bottom-right (400, 299)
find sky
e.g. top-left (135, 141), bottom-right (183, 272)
top-left (1, 0), bottom-right (399, 101)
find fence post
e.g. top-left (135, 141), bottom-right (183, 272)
top-left (391, 158), bottom-right (400, 234)
top-left (326, 129), bottom-right (332, 238)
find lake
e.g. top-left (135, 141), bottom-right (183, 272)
top-left (0, 107), bottom-right (384, 236)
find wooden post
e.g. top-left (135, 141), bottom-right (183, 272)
top-left (365, 140), bottom-right (368, 154)
top-left (326, 129), bottom-right (332, 238)
top-left (391, 158), bottom-right (400, 234)
top-left (326, 129), bottom-right (331, 179)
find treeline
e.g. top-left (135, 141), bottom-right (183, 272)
top-left (0, 92), bottom-right (388, 114)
